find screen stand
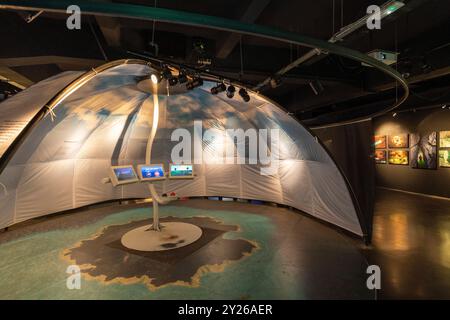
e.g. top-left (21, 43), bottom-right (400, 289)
top-left (150, 200), bottom-right (160, 231)
top-left (120, 82), bottom-right (202, 251)
top-left (120, 183), bottom-right (202, 252)
top-left (148, 184), bottom-right (161, 231)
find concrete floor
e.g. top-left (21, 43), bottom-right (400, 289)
top-left (362, 188), bottom-right (450, 299)
top-left (0, 189), bottom-right (449, 299)
top-left (0, 199), bottom-right (372, 299)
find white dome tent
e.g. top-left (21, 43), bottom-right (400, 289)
top-left (0, 59), bottom-right (364, 236)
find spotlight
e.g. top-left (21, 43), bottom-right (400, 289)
top-left (161, 67), bottom-right (179, 86)
top-left (210, 83), bottom-right (226, 95)
top-left (226, 85), bottom-right (235, 98)
top-left (186, 77), bottom-right (203, 90)
top-left (442, 105), bottom-right (447, 109)
top-left (392, 112), bottom-right (397, 117)
top-left (177, 72), bottom-right (188, 84)
top-left (162, 67), bottom-right (172, 80)
top-left (239, 88), bottom-right (250, 102)
top-left (150, 72), bottom-right (160, 84)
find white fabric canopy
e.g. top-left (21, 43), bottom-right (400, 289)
top-left (0, 62), bottom-right (363, 235)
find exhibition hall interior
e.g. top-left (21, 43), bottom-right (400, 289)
top-left (0, 0), bottom-right (449, 301)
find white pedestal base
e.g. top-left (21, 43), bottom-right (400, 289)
top-left (121, 222), bottom-right (203, 251)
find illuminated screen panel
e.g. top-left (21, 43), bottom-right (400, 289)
top-left (109, 165), bottom-right (139, 186)
top-left (138, 164), bottom-right (166, 181)
top-left (169, 164), bottom-right (194, 179)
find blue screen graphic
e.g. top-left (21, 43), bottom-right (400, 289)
top-left (113, 167), bottom-right (136, 181)
top-left (141, 165), bottom-right (165, 179)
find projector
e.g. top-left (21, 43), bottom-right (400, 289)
top-left (362, 50), bottom-right (398, 67)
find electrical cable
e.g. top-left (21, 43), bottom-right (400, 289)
top-left (239, 36), bottom-right (244, 79)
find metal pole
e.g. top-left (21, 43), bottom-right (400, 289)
top-left (253, 0), bottom-right (405, 91)
top-left (146, 81), bottom-right (161, 231)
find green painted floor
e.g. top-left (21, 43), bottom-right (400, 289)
top-left (0, 201), bottom-right (373, 299)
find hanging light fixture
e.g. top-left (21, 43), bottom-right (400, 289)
top-left (210, 83), bottom-right (226, 95)
top-left (186, 77), bottom-right (203, 90)
top-left (150, 72), bottom-right (161, 84)
top-left (226, 85), bottom-right (235, 98)
top-left (177, 71), bottom-right (188, 84)
top-left (239, 88), bottom-right (250, 102)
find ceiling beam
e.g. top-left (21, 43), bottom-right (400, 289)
top-left (0, 66), bottom-right (34, 89)
top-left (215, 0), bottom-right (271, 59)
top-left (208, 66), bottom-right (359, 86)
top-left (95, 16), bottom-right (121, 47)
top-left (302, 84), bottom-right (450, 126)
top-left (0, 56), bottom-right (104, 70)
top-left (93, 0), bottom-right (121, 47)
top-left (290, 64), bottom-right (450, 113)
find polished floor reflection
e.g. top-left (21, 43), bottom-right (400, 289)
top-left (362, 188), bottom-right (450, 299)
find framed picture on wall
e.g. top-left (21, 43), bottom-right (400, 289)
top-left (374, 135), bottom-right (386, 149)
top-left (439, 131), bottom-right (450, 148)
top-left (388, 149), bottom-right (409, 165)
top-left (410, 132), bottom-right (437, 169)
top-left (388, 134), bottom-right (409, 148)
top-left (375, 150), bottom-right (387, 164)
top-left (439, 150), bottom-right (450, 167)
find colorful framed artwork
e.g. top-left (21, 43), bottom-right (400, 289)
top-left (439, 150), bottom-right (450, 168)
top-left (439, 131), bottom-right (450, 148)
top-left (388, 134), bottom-right (409, 148)
top-left (388, 150), bottom-right (409, 165)
top-left (410, 132), bottom-right (437, 169)
top-left (375, 150), bottom-right (387, 164)
top-left (374, 135), bottom-right (386, 149)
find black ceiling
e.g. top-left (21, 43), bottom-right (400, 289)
top-left (0, 0), bottom-right (449, 126)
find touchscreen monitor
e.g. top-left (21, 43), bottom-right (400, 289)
top-left (169, 164), bottom-right (194, 179)
top-left (109, 165), bottom-right (139, 186)
top-left (137, 164), bottom-right (166, 181)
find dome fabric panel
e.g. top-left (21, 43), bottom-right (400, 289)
top-left (0, 62), bottom-right (363, 236)
top-left (0, 71), bottom-right (83, 157)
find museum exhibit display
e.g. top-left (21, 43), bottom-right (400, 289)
top-left (388, 134), bottom-right (409, 149)
top-left (0, 61), bottom-right (365, 236)
top-left (169, 164), bottom-right (194, 179)
top-left (375, 150), bottom-right (387, 164)
top-left (374, 135), bottom-right (387, 149)
top-left (0, 0), bottom-right (449, 306)
top-left (439, 131), bottom-right (450, 168)
top-left (109, 165), bottom-right (139, 186)
top-left (439, 150), bottom-right (450, 168)
top-left (439, 131), bottom-right (450, 148)
top-left (138, 164), bottom-right (166, 181)
top-left (410, 132), bottom-right (437, 169)
top-left (388, 150), bottom-right (409, 165)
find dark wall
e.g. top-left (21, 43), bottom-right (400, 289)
top-left (314, 120), bottom-right (375, 241)
top-left (373, 108), bottom-right (450, 199)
